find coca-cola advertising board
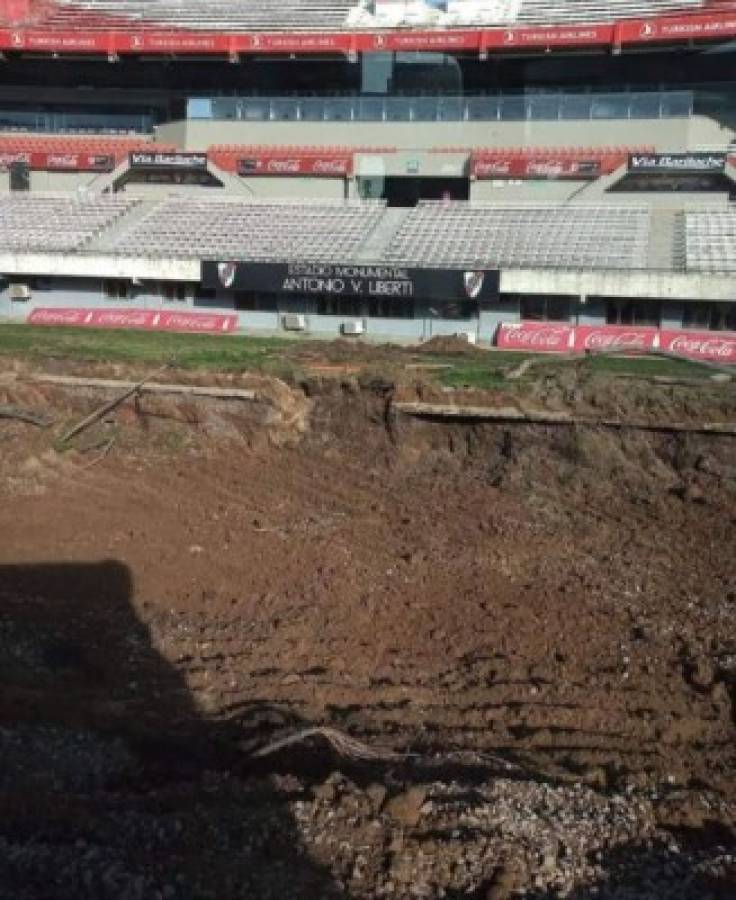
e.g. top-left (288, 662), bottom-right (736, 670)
top-left (496, 322), bottom-right (736, 364)
top-left (28, 307), bottom-right (238, 334)
top-left (495, 322), bottom-right (575, 351)
top-left (0, 152), bottom-right (114, 172)
top-left (573, 325), bottom-right (658, 353)
top-left (237, 154), bottom-right (352, 177)
top-left (472, 155), bottom-right (602, 180)
top-left (659, 329), bottom-right (736, 364)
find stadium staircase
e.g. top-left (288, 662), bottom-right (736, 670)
top-left (355, 206), bottom-right (411, 263)
top-left (648, 208), bottom-right (680, 271)
top-left (86, 198), bottom-right (159, 254)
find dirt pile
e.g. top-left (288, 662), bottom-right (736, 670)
top-left (1, 366), bottom-right (735, 898)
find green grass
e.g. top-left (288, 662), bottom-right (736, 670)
top-left (0, 325), bottom-right (292, 372)
top-left (0, 323), bottom-right (724, 389)
top-left (585, 353), bottom-right (716, 379)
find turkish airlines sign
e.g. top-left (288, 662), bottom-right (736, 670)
top-left (237, 154), bottom-right (352, 177)
top-left (5, 10), bottom-right (736, 59)
top-left (28, 307), bottom-right (238, 334)
top-left (497, 322), bottom-right (736, 364)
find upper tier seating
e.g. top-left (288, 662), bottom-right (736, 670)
top-left (0, 135), bottom-right (170, 163)
top-left (40, 0), bottom-right (359, 31)
top-left (684, 211), bottom-right (736, 273)
top-left (0, 193), bottom-right (139, 252)
top-left (384, 202), bottom-right (652, 270)
top-left (13, 0), bottom-right (719, 32)
top-left (103, 197), bottom-right (386, 261)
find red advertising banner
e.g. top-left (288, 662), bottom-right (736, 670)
top-left (496, 321), bottom-right (576, 352)
top-left (617, 12), bottom-right (736, 45)
top-left (496, 322), bottom-right (736, 364)
top-left (28, 307), bottom-right (238, 334)
top-left (237, 154), bottom-right (353, 177)
top-left (573, 325), bottom-right (658, 353)
top-left (482, 23), bottom-right (613, 49)
top-left (3, 13), bottom-right (736, 58)
top-left (0, 151), bottom-right (114, 171)
top-left (472, 155), bottom-right (603, 179)
top-left (354, 29), bottom-right (479, 52)
top-left (659, 329), bottom-right (736, 364)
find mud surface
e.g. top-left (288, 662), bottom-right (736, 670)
top-left (1, 362), bottom-right (735, 899)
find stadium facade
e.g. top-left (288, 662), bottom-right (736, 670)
top-left (1, 0), bottom-right (736, 358)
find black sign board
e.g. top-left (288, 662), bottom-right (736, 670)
top-left (202, 261), bottom-right (500, 302)
top-left (628, 152), bottom-right (726, 174)
top-left (129, 151), bottom-right (208, 170)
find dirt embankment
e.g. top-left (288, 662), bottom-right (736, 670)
top-left (1, 365), bottom-right (735, 899)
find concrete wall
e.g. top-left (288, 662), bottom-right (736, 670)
top-left (158, 115), bottom-right (730, 153)
top-left (5, 271), bottom-right (736, 344)
top-left (29, 171), bottom-right (97, 192)
top-left (470, 180), bottom-right (582, 204)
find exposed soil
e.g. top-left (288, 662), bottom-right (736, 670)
top-left (1, 360), bottom-right (735, 899)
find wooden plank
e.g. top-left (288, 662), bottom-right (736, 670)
top-left (24, 374), bottom-right (258, 402)
top-left (393, 402), bottom-right (736, 436)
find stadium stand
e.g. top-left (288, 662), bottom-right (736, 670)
top-left (25, 0), bottom-right (723, 31)
top-left (0, 193), bottom-right (139, 252)
top-left (384, 203), bottom-right (652, 270)
top-left (39, 0), bottom-right (359, 31)
top-left (684, 211), bottom-right (736, 272)
top-left (102, 197), bottom-right (387, 261)
top-left (0, 136), bottom-right (172, 167)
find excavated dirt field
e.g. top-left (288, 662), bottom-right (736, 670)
top-left (1, 356), bottom-right (736, 899)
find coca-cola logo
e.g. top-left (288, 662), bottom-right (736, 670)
top-left (46, 154), bottom-right (78, 169)
top-left (526, 161), bottom-right (565, 177)
top-left (312, 158), bottom-right (348, 174)
top-left (505, 327), bottom-right (570, 348)
top-left (475, 160), bottom-right (512, 177)
top-left (266, 159), bottom-right (301, 174)
top-left (668, 336), bottom-right (736, 359)
top-left (583, 331), bottom-right (652, 350)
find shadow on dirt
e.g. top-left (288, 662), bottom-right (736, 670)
top-left (0, 560), bottom-right (345, 900)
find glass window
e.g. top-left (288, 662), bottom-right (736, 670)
top-left (520, 296), bottom-right (570, 321)
top-left (628, 93), bottom-right (662, 119)
top-left (607, 299), bottom-right (660, 326)
top-left (466, 97), bottom-right (499, 121)
top-left (234, 292), bottom-right (278, 312)
top-left (498, 97), bottom-right (526, 121)
top-left (358, 97), bottom-right (385, 121)
top-left (411, 97), bottom-right (438, 121)
top-left (437, 97), bottom-right (463, 121)
top-left (661, 91), bottom-right (693, 118)
top-left (323, 99), bottom-right (352, 122)
top-left (317, 296), bottom-right (363, 317)
top-left (559, 94), bottom-right (592, 120)
top-left (527, 95), bottom-right (561, 121)
top-left (591, 94), bottom-right (628, 120)
top-left (270, 99), bottom-right (300, 121)
top-left (368, 297), bottom-right (414, 319)
top-left (103, 279), bottom-right (129, 300)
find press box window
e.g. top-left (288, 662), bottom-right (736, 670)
top-left (317, 296), bottom-right (363, 317)
top-left (606, 299), bottom-right (661, 327)
top-left (103, 279), bottom-right (129, 300)
top-left (161, 282), bottom-right (188, 302)
top-left (520, 296), bottom-right (571, 321)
